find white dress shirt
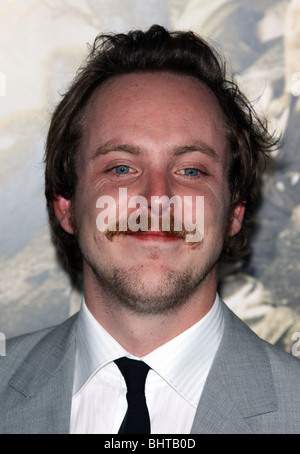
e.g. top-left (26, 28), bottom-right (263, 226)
top-left (70, 294), bottom-right (224, 434)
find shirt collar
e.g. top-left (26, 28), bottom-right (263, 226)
top-left (73, 300), bottom-right (128, 395)
top-left (73, 294), bottom-right (224, 407)
top-left (143, 294), bottom-right (224, 407)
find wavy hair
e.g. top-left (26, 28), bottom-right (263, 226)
top-left (44, 25), bottom-right (279, 288)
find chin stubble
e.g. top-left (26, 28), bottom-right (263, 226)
top-left (86, 258), bottom-right (217, 316)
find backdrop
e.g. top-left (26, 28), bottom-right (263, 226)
top-left (1, 0), bottom-right (299, 356)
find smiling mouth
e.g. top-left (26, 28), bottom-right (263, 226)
top-left (105, 228), bottom-right (202, 250)
top-left (125, 231), bottom-right (183, 241)
top-left (105, 229), bottom-right (185, 242)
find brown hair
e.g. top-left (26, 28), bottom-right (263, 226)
top-left (44, 24), bottom-right (279, 288)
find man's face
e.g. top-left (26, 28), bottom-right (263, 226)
top-left (58, 72), bottom-right (244, 315)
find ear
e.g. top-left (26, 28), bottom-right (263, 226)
top-left (229, 202), bottom-right (245, 237)
top-left (53, 195), bottom-right (74, 234)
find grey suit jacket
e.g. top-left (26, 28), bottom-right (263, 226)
top-left (1, 301), bottom-right (300, 434)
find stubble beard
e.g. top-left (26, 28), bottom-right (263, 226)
top-left (71, 202), bottom-right (229, 316)
top-left (82, 246), bottom-right (220, 317)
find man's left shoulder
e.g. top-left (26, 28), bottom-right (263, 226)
top-left (219, 302), bottom-right (300, 432)
top-left (263, 339), bottom-right (300, 384)
top-left (222, 300), bottom-right (300, 394)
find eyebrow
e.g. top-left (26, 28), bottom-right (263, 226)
top-left (91, 141), bottom-right (220, 162)
top-left (91, 142), bottom-right (142, 160)
top-left (171, 143), bottom-right (221, 162)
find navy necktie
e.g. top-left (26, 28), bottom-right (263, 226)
top-left (115, 357), bottom-right (151, 434)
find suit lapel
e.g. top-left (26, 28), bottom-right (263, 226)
top-left (191, 374), bottom-right (255, 434)
top-left (5, 314), bottom-right (78, 434)
top-left (191, 302), bottom-right (277, 434)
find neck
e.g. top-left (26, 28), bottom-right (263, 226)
top-left (83, 270), bottom-right (217, 357)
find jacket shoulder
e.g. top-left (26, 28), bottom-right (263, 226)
top-left (223, 302), bottom-right (300, 432)
top-left (224, 301), bottom-right (300, 377)
top-left (0, 314), bottom-right (78, 395)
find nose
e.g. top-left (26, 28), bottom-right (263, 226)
top-left (142, 170), bottom-right (173, 215)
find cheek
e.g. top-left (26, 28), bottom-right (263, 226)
top-left (74, 172), bottom-right (114, 218)
top-left (72, 186), bottom-right (99, 239)
top-left (203, 184), bottom-right (231, 233)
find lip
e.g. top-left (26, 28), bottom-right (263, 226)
top-left (125, 231), bottom-right (182, 242)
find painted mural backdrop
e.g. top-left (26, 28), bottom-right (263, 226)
top-left (0, 0), bottom-right (299, 356)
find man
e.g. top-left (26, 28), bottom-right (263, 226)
top-left (1, 25), bottom-right (300, 434)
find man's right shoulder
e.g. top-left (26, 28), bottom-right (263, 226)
top-left (0, 314), bottom-right (78, 393)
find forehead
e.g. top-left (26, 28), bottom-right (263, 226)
top-left (80, 71), bottom-right (227, 159)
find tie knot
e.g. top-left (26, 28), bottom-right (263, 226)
top-left (115, 357), bottom-right (150, 393)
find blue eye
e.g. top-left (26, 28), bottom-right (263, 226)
top-left (183, 168), bottom-right (199, 176)
top-left (113, 165), bottom-right (130, 174)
